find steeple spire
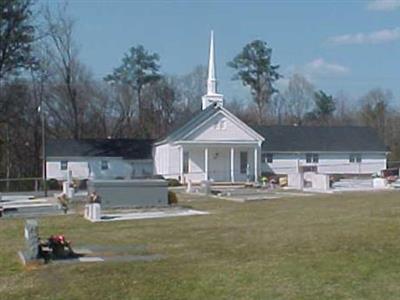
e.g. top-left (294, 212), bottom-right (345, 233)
top-left (207, 30), bottom-right (216, 94)
top-left (202, 30), bottom-right (224, 110)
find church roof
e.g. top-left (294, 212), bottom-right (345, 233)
top-left (156, 103), bottom-right (265, 144)
top-left (157, 104), bottom-right (217, 143)
top-left (252, 125), bottom-right (387, 152)
top-left (46, 139), bottom-right (154, 159)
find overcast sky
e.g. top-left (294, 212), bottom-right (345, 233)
top-left (42, 0), bottom-right (400, 106)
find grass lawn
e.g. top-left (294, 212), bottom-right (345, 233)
top-left (1, 191), bottom-right (400, 299)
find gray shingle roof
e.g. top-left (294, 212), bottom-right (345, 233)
top-left (252, 125), bottom-right (387, 152)
top-left (156, 103), bottom-right (220, 143)
top-left (46, 139), bottom-right (154, 159)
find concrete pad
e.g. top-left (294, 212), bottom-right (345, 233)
top-left (73, 248), bottom-right (93, 255)
top-left (1, 195), bottom-right (35, 201)
top-left (103, 254), bottom-right (163, 262)
top-left (302, 188), bottom-right (334, 194)
top-left (89, 209), bottom-right (209, 223)
top-left (274, 191), bottom-right (316, 197)
top-left (209, 185), bottom-right (320, 202)
top-left (2, 203), bottom-right (55, 209)
top-left (79, 257), bottom-right (104, 262)
top-left (331, 178), bottom-right (379, 192)
top-left (1, 198), bottom-right (49, 204)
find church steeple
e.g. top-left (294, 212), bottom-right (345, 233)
top-left (202, 30), bottom-right (224, 110)
top-left (207, 30), bottom-right (216, 94)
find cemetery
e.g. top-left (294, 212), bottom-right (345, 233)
top-left (0, 189), bottom-right (399, 299)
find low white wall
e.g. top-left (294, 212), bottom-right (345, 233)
top-left (288, 173), bottom-right (304, 189)
top-left (261, 152), bottom-right (386, 175)
top-left (310, 173), bottom-right (330, 191)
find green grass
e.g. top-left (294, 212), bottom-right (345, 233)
top-left (1, 191), bottom-right (400, 299)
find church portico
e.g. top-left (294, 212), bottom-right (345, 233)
top-left (177, 142), bottom-right (261, 184)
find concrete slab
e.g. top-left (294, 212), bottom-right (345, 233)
top-left (73, 248), bottom-right (93, 255)
top-left (94, 209), bottom-right (209, 222)
top-left (207, 186), bottom-right (318, 202)
top-left (1, 195), bottom-right (35, 201)
top-left (103, 254), bottom-right (163, 262)
top-left (331, 178), bottom-right (378, 192)
top-left (79, 257), bottom-right (104, 262)
top-left (1, 195), bottom-right (62, 218)
top-left (274, 191), bottom-right (316, 197)
top-left (2, 203), bottom-right (55, 209)
top-left (49, 254), bottom-right (163, 264)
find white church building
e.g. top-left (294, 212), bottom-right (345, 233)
top-left (46, 32), bottom-right (388, 183)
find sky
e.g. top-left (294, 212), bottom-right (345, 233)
top-left (42, 0), bottom-right (400, 106)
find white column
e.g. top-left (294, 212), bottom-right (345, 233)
top-left (230, 147), bottom-right (235, 183)
top-left (204, 147), bottom-right (209, 180)
top-left (254, 147), bottom-right (258, 182)
top-left (179, 146), bottom-right (184, 183)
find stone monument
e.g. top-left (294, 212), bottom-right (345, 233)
top-left (84, 203), bottom-right (101, 222)
top-left (19, 219), bottom-right (39, 264)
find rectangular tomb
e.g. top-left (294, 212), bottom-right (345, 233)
top-left (88, 179), bottom-right (168, 208)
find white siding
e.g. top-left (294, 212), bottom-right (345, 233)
top-left (154, 143), bottom-right (182, 180)
top-left (185, 147), bottom-right (205, 182)
top-left (261, 152), bottom-right (387, 175)
top-left (154, 144), bottom-right (169, 176)
top-left (168, 145), bottom-right (181, 179)
top-left (47, 160), bottom-right (89, 180)
top-left (47, 157), bottom-right (153, 181)
top-left (233, 147), bottom-right (256, 182)
top-left (185, 113), bottom-right (255, 141)
top-left (261, 153), bottom-right (300, 174)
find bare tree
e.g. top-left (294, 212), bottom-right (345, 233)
top-left (360, 88), bottom-right (391, 138)
top-left (284, 73), bottom-right (314, 123)
top-left (42, 3), bottom-right (88, 139)
top-left (176, 65), bottom-right (207, 113)
top-left (268, 93), bottom-right (286, 124)
top-left (141, 78), bottom-right (177, 138)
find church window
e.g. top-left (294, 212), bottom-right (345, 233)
top-left (215, 118), bottom-right (227, 130)
top-left (240, 151), bottom-right (248, 174)
top-left (183, 151), bottom-right (189, 174)
top-left (60, 161), bottom-right (68, 170)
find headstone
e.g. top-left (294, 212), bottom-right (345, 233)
top-left (62, 181), bottom-right (69, 194)
top-left (84, 204), bottom-right (90, 219)
top-left (84, 203), bottom-right (101, 221)
top-left (288, 173), bottom-right (304, 189)
top-left (310, 173), bottom-right (330, 191)
top-left (67, 169), bottom-right (72, 185)
top-left (199, 180), bottom-right (211, 195)
top-left (92, 203), bottom-right (101, 221)
top-left (24, 219), bottom-right (39, 260)
top-left (373, 178), bottom-right (387, 189)
top-left (62, 172), bottom-right (74, 199)
top-left (186, 180), bottom-right (193, 193)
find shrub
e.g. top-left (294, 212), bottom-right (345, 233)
top-left (168, 191), bottom-right (178, 205)
top-left (167, 178), bottom-right (181, 187)
top-left (47, 179), bottom-right (61, 190)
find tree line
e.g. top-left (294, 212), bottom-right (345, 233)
top-left (0, 0), bottom-right (399, 180)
